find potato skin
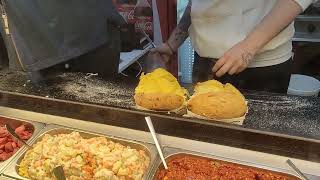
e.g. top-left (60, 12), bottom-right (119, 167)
top-left (187, 92), bottom-right (247, 119)
top-left (134, 93), bottom-right (185, 111)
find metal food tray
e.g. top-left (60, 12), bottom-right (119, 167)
top-left (149, 147), bottom-right (301, 180)
top-left (0, 116), bottom-right (45, 174)
top-left (3, 124), bottom-right (157, 180)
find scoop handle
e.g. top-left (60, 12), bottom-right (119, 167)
top-left (287, 159), bottom-right (309, 180)
top-left (53, 166), bottom-right (66, 180)
top-left (5, 124), bottom-right (32, 149)
top-left (145, 116), bottom-right (168, 169)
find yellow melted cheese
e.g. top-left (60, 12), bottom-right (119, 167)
top-left (135, 68), bottom-right (187, 98)
top-left (194, 80), bottom-right (224, 94)
top-left (194, 80), bottom-right (245, 101)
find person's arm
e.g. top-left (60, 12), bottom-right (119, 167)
top-left (213, 0), bottom-right (312, 77)
top-left (167, 0), bottom-right (192, 53)
top-left (150, 0), bottom-right (191, 62)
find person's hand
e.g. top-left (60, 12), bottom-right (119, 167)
top-left (212, 41), bottom-right (256, 77)
top-left (144, 43), bottom-right (174, 72)
top-left (150, 43), bottom-right (174, 63)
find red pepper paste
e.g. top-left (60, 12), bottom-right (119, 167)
top-left (155, 155), bottom-right (298, 180)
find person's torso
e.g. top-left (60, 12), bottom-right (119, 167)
top-left (189, 0), bottom-right (293, 67)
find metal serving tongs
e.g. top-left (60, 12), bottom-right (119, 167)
top-left (286, 159), bottom-right (309, 180)
top-left (5, 124), bottom-right (32, 149)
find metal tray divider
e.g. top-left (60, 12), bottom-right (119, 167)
top-left (0, 116), bottom-right (45, 174)
top-left (3, 124), bottom-right (158, 180)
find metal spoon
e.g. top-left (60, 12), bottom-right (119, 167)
top-left (286, 159), bottom-right (309, 180)
top-left (53, 165), bottom-right (66, 180)
top-left (5, 124), bottom-right (32, 149)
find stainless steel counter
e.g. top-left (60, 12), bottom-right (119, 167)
top-left (0, 107), bottom-right (319, 179)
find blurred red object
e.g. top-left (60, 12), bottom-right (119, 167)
top-left (156, 0), bottom-right (177, 76)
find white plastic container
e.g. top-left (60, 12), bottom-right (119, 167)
top-left (287, 74), bottom-right (320, 97)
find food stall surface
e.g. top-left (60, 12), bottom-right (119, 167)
top-left (0, 69), bottom-right (319, 140)
top-left (0, 112), bottom-right (319, 179)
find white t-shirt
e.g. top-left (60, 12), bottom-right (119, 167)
top-left (189, 0), bottom-right (314, 67)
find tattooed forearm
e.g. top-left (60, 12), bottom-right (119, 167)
top-left (177, 0), bottom-right (192, 32)
top-left (167, 0), bottom-right (192, 52)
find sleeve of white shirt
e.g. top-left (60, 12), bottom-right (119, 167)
top-left (294, 0), bottom-right (317, 11)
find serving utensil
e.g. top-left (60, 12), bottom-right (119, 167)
top-left (286, 159), bottom-right (309, 180)
top-left (145, 116), bottom-right (168, 169)
top-left (5, 124), bottom-right (32, 149)
top-left (53, 165), bottom-right (66, 180)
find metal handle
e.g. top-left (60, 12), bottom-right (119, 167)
top-left (53, 166), bottom-right (66, 180)
top-left (286, 159), bottom-right (309, 180)
top-left (5, 124), bottom-right (32, 149)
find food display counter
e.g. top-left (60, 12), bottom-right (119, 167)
top-left (0, 0), bottom-right (319, 179)
top-left (0, 71), bottom-right (319, 179)
top-left (0, 110), bottom-right (317, 179)
top-left (0, 108), bottom-right (318, 179)
top-left (0, 91), bottom-right (319, 179)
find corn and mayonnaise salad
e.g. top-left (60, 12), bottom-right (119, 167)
top-left (19, 132), bottom-right (150, 180)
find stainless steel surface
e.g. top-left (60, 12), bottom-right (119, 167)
top-left (287, 159), bottom-right (310, 180)
top-left (3, 124), bottom-right (157, 180)
top-left (5, 125), bottom-right (32, 149)
top-left (52, 166), bottom-right (66, 180)
top-left (0, 116), bottom-right (45, 174)
top-left (149, 147), bottom-right (300, 180)
top-left (0, 107), bottom-right (319, 179)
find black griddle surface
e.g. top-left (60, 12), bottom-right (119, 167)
top-left (0, 69), bottom-right (319, 140)
top-left (0, 69), bottom-right (136, 108)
